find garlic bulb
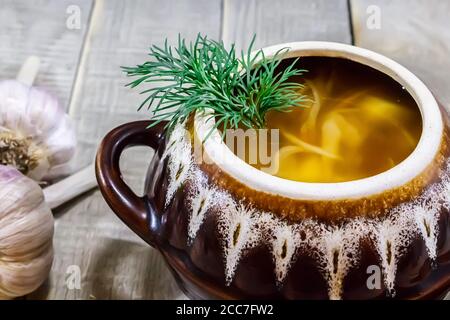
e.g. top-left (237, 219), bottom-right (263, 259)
top-left (0, 56), bottom-right (76, 181)
top-left (0, 165), bottom-right (54, 299)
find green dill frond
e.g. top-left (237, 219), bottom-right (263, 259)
top-left (122, 34), bottom-right (307, 136)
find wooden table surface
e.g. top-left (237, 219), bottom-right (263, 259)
top-left (1, 0), bottom-right (449, 299)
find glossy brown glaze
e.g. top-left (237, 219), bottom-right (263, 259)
top-left (96, 119), bottom-right (450, 300)
top-left (95, 120), bottom-right (166, 246)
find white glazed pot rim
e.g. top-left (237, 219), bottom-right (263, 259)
top-left (194, 41), bottom-right (443, 201)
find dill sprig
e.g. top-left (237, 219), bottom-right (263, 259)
top-left (122, 34), bottom-right (307, 137)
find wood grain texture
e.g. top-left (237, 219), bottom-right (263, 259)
top-left (34, 0), bottom-right (222, 300)
top-left (350, 0), bottom-right (450, 109)
top-left (0, 0), bottom-right (93, 110)
top-left (222, 0), bottom-right (352, 51)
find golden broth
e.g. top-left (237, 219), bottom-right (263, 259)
top-left (236, 57), bottom-right (422, 183)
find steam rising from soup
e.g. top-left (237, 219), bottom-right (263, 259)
top-left (237, 57), bottom-right (422, 183)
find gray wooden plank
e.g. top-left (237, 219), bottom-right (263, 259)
top-left (222, 0), bottom-right (352, 51)
top-left (0, 0), bottom-right (93, 110)
top-left (35, 0), bottom-right (222, 300)
top-left (350, 0), bottom-right (450, 109)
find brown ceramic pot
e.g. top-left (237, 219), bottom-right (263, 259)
top-left (96, 42), bottom-right (450, 299)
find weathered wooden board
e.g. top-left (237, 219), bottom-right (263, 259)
top-left (222, 0), bottom-right (352, 51)
top-left (0, 0), bottom-right (93, 110)
top-left (34, 0), bottom-right (222, 300)
top-left (350, 0), bottom-right (450, 109)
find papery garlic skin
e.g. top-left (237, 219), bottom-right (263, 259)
top-left (0, 165), bottom-right (54, 299)
top-left (0, 80), bottom-right (76, 181)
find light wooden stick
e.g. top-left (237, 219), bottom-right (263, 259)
top-left (16, 56), bottom-right (41, 86)
top-left (43, 163), bottom-right (98, 210)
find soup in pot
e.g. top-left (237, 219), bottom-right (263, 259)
top-left (235, 57), bottom-right (422, 183)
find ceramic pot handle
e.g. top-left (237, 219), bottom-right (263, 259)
top-left (95, 120), bottom-right (166, 246)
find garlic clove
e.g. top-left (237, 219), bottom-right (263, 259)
top-left (27, 153), bottom-right (51, 182)
top-left (42, 162), bottom-right (73, 181)
top-left (0, 79), bottom-right (76, 181)
top-left (0, 165), bottom-right (54, 299)
top-left (0, 81), bottom-right (29, 130)
top-left (43, 114), bottom-right (77, 164)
